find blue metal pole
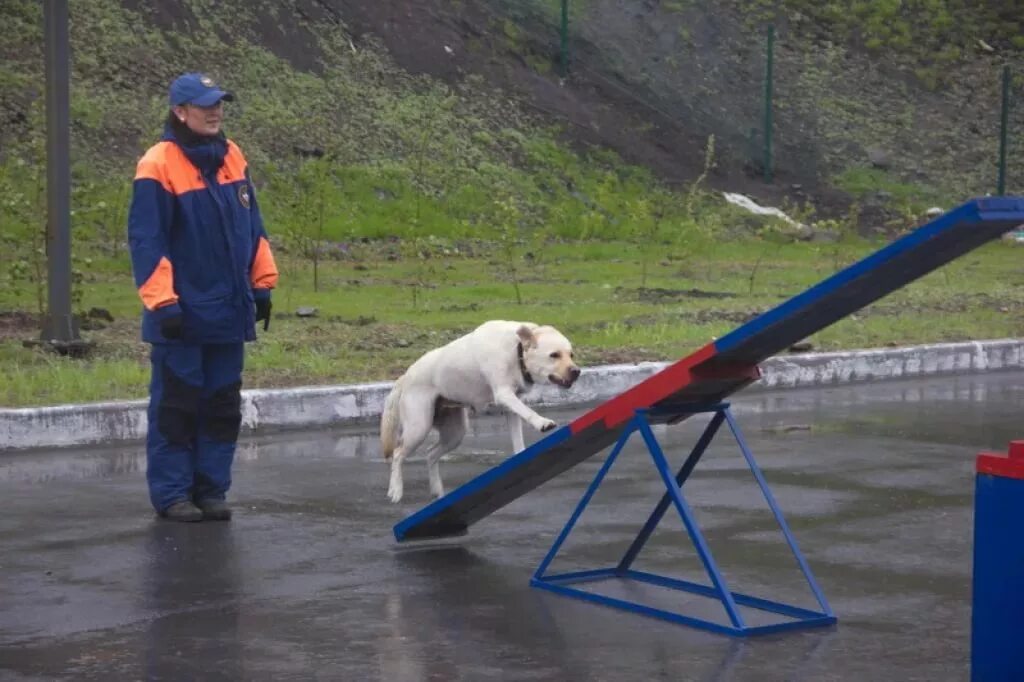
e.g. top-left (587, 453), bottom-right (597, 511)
top-left (636, 414), bottom-right (747, 630)
top-left (617, 410), bottom-right (726, 573)
top-left (533, 421), bottom-right (636, 580)
top-left (723, 408), bottom-right (833, 616)
top-left (972, 441), bottom-right (1024, 680)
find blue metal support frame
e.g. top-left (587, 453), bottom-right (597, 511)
top-left (530, 403), bottom-right (836, 637)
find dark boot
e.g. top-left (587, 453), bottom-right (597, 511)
top-left (195, 498), bottom-right (232, 521)
top-left (160, 500), bottom-right (203, 522)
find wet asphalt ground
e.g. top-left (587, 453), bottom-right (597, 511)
top-left (2, 371), bottom-right (1023, 681)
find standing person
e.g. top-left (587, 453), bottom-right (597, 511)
top-left (128, 73), bottom-right (279, 522)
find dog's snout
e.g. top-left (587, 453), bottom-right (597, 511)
top-left (569, 366), bottom-right (581, 380)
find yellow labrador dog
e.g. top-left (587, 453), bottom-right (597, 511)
top-left (380, 320), bottom-right (580, 503)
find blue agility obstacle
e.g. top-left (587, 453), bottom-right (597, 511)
top-left (394, 197), bottom-right (1024, 635)
top-left (972, 440), bottom-right (1024, 678)
top-left (531, 404), bottom-right (835, 636)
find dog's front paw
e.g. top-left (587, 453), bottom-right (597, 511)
top-left (387, 485), bottom-right (404, 504)
top-left (535, 417), bottom-right (557, 432)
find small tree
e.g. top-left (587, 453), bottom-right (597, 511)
top-left (290, 154), bottom-right (345, 292)
top-left (392, 87), bottom-right (463, 308)
top-left (494, 195), bottom-right (525, 304)
top-left (83, 180), bottom-right (130, 259)
top-left (684, 134), bottom-right (716, 220)
top-left (667, 134), bottom-right (716, 277)
top-left (626, 195), bottom-right (662, 292)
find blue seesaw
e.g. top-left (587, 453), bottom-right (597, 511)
top-left (394, 197), bottom-right (1024, 637)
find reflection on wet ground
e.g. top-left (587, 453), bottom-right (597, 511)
top-left (1, 372), bottom-right (1022, 680)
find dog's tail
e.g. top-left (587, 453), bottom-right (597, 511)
top-left (380, 375), bottom-right (404, 460)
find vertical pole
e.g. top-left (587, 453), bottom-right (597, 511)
top-left (532, 420), bottom-right (636, 580)
top-left (763, 24), bottom-right (775, 183)
top-left (722, 406), bottom-right (834, 616)
top-left (42, 0), bottom-right (78, 344)
top-left (635, 415), bottom-right (746, 629)
top-left (559, 0), bottom-right (569, 78)
top-left (972, 440), bottom-right (1024, 680)
top-left (617, 410), bottom-right (726, 574)
top-left (997, 65), bottom-right (1010, 196)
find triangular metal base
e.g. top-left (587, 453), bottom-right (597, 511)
top-left (530, 403), bottom-right (836, 637)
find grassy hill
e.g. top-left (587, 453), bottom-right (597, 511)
top-left (0, 0), bottom-right (1021, 407)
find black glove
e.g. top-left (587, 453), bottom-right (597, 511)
top-left (255, 298), bottom-right (272, 331)
top-left (160, 314), bottom-right (184, 340)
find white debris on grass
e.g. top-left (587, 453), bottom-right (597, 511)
top-left (725, 193), bottom-right (953, 229)
top-left (722, 192), bottom-right (801, 226)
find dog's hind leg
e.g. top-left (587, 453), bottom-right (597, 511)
top-left (387, 390), bottom-right (435, 504)
top-left (425, 407), bottom-right (468, 499)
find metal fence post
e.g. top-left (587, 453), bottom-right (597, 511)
top-left (560, 0), bottom-right (569, 78)
top-left (763, 24), bottom-right (774, 183)
top-left (41, 0), bottom-right (79, 345)
top-left (997, 65), bottom-right (1010, 196)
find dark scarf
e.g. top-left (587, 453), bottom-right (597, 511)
top-left (162, 113), bottom-right (228, 176)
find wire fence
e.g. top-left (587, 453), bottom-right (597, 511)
top-left (480, 0), bottom-right (1022, 206)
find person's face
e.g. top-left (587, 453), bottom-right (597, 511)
top-left (173, 100), bottom-right (224, 136)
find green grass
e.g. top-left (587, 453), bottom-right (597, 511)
top-left (739, 0), bottom-right (1021, 83)
top-left (2, 0), bottom-right (1022, 408)
top-left (833, 166), bottom-right (937, 206)
top-left (2, 237), bottom-right (1022, 407)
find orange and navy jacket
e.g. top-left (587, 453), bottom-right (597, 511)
top-left (128, 126), bottom-right (278, 344)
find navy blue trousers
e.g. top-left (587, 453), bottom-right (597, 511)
top-left (146, 343), bottom-right (244, 513)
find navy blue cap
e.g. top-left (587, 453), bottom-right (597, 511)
top-left (168, 73), bottom-right (234, 107)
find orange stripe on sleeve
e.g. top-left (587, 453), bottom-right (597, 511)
top-left (139, 256), bottom-right (179, 311)
top-left (251, 236), bottom-right (279, 290)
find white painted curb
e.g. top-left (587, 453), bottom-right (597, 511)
top-left (1, 339), bottom-right (1022, 452)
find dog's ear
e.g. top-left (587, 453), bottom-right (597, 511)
top-left (516, 324), bottom-right (537, 349)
